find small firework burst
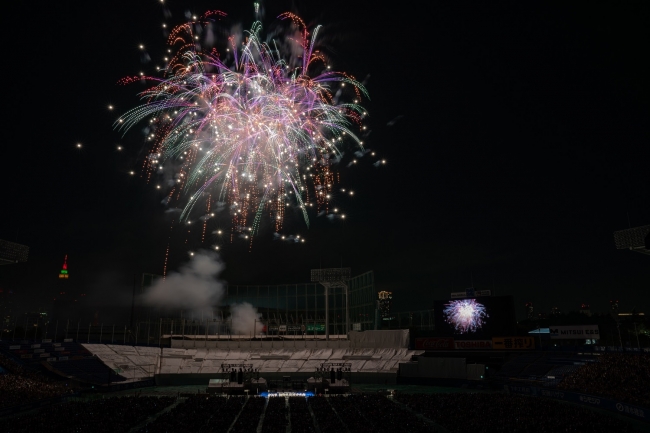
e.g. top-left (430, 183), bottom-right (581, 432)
top-left (443, 299), bottom-right (489, 334)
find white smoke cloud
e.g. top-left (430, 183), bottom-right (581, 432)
top-left (142, 251), bottom-right (225, 316)
top-left (229, 302), bottom-right (261, 335)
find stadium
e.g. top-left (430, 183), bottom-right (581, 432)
top-left (1, 267), bottom-right (648, 432)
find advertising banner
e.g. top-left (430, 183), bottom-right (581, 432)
top-left (492, 336), bottom-right (535, 350)
top-left (266, 324), bottom-right (321, 334)
top-left (414, 337), bottom-right (454, 350)
top-left (454, 340), bottom-right (493, 350)
top-left (549, 325), bottom-right (599, 339)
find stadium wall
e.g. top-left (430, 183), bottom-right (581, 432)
top-left (154, 371), bottom-right (397, 387)
top-left (169, 330), bottom-right (409, 349)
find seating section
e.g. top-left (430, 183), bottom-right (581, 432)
top-left (396, 393), bottom-right (637, 433)
top-left (0, 396), bottom-right (175, 433)
top-left (81, 344), bottom-right (422, 375)
top-left (0, 340), bottom-right (92, 369)
top-left (47, 357), bottom-right (128, 385)
top-left (495, 352), bottom-right (597, 384)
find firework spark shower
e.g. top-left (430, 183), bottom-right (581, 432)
top-left (443, 299), bottom-right (489, 334)
top-left (116, 9), bottom-right (369, 244)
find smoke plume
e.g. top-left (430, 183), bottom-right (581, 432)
top-left (229, 302), bottom-right (261, 335)
top-left (142, 251), bottom-right (225, 316)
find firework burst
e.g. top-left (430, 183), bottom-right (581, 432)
top-left (116, 10), bottom-right (369, 245)
top-left (443, 299), bottom-right (489, 334)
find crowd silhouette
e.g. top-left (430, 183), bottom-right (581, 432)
top-left (558, 353), bottom-right (650, 407)
top-left (0, 353), bottom-right (76, 409)
top-left (395, 392), bottom-right (639, 433)
top-left (0, 391), bottom-right (642, 433)
top-left (1, 396), bottom-right (174, 433)
top-left (2, 348), bottom-right (647, 433)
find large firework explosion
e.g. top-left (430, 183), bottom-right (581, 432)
top-left (115, 9), bottom-right (369, 248)
top-left (443, 299), bottom-right (489, 334)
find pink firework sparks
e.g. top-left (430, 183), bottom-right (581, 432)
top-left (443, 299), bottom-right (489, 333)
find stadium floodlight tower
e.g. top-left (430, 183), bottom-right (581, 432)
top-left (311, 267), bottom-right (351, 340)
top-left (0, 239), bottom-right (29, 265)
top-left (614, 225), bottom-right (650, 256)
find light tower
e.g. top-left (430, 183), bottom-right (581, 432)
top-left (614, 225), bottom-right (650, 256)
top-left (58, 255), bottom-right (69, 279)
top-left (0, 239), bottom-right (29, 265)
top-left (311, 268), bottom-right (351, 340)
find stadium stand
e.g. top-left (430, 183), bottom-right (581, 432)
top-left (395, 392), bottom-right (639, 433)
top-left (329, 394), bottom-right (433, 433)
top-left (308, 395), bottom-right (346, 433)
top-left (0, 396), bottom-right (174, 433)
top-left (45, 357), bottom-right (128, 385)
top-left (81, 344), bottom-right (421, 376)
top-left (230, 396), bottom-right (266, 433)
top-left (261, 396), bottom-right (288, 433)
top-left (0, 352), bottom-right (76, 410)
top-left (288, 396), bottom-right (316, 433)
top-left (136, 395), bottom-right (240, 433)
top-left (558, 353), bottom-right (650, 407)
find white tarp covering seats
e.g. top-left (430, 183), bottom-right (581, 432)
top-left (348, 330), bottom-right (409, 348)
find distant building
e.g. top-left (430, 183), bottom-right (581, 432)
top-left (52, 255), bottom-right (84, 323)
top-left (579, 303), bottom-right (591, 317)
top-left (58, 255), bottom-right (69, 279)
top-left (525, 302), bottom-right (534, 320)
top-left (610, 300), bottom-right (619, 314)
top-left (551, 306), bottom-right (561, 316)
top-left (378, 291), bottom-right (392, 318)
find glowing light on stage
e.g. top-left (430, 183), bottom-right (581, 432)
top-left (261, 391), bottom-right (314, 398)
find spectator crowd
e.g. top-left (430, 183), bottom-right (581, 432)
top-left (1, 395), bottom-right (175, 433)
top-left (396, 392), bottom-right (640, 433)
top-left (558, 353), bottom-right (650, 407)
top-left (0, 377), bottom-right (643, 433)
top-left (0, 353), bottom-right (76, 409)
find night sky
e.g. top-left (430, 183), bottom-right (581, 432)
top-left (2, 1), bottom-right (648, 322)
